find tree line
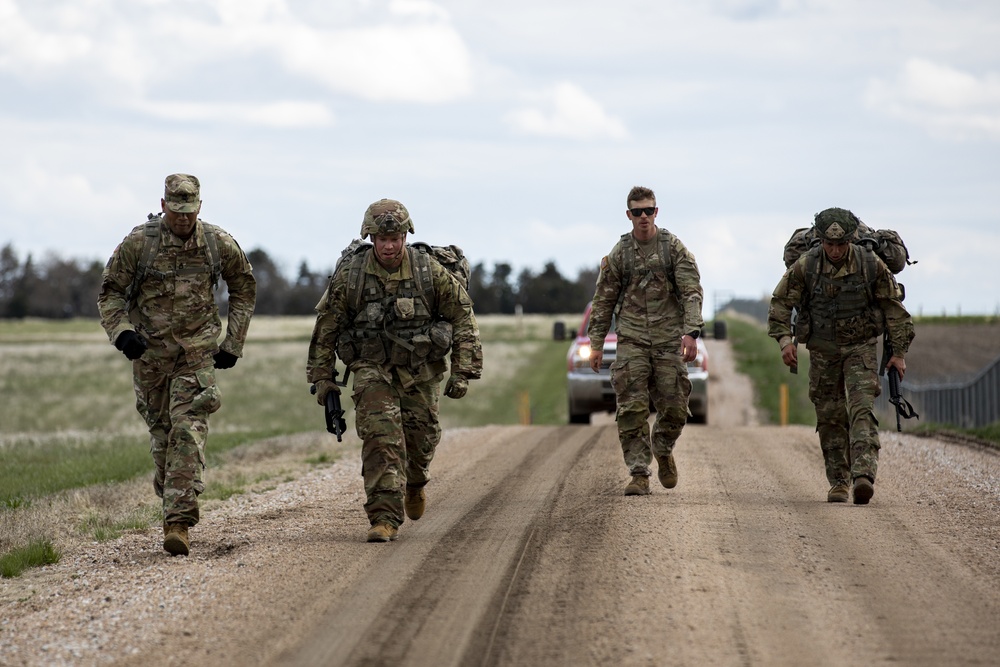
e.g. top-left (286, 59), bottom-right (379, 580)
top-left (0, 243), bottom-right (599, 319)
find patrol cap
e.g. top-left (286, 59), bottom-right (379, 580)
top-left (814, 207), bottom-right (859, 242)
top-left (164, 174), bottom-right (201, 213)
top-left (361, 198), bottom-right (414, 239)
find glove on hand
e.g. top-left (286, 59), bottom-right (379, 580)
top-left (114, 330), bottom-right (147, 360)
top-left (444, 375), bottom-right (468, 399)
top-left (313, 379), bottom-right (341, 405)
top-left (213, 350), bottom-right (239, 369)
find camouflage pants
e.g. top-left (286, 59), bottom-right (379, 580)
top-left (609, 341), bottom-right (692, 477)
top-left (351, 366), bottom-right (443, 527)
top-left (807, 342), bottom-right (881, 486)
top-left (134, 359), bottom-right (220, 526)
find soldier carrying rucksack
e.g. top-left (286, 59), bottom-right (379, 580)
top-left (306, 198), bottom-right (483, 543)
top-left (767, 207), bottom-right (914, 506)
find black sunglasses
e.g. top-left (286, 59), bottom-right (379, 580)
top-left (629, 206), bottom-right (656, 217)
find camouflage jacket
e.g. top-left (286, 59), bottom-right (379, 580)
top-left (98, 218), bottom-right (256, 369)
top-left (588, 228), bottom-right (704, 352)
top-left (307, 246), bottom-right (483, 389)
top-left (768, 244), bottom-right (913, 355)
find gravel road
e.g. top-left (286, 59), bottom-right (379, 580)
top-left (2, 340), bottom-right (999, 666)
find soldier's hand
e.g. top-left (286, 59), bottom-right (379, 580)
top-left (213, 350), bottom-right (239, 369)
top-left (681, 334), bottom-right (698, 363)
top-left (444, 375), bottom-right (468, 399)
top-left (589, 349), bottom-right (604, 373)
top-left (114, 330), bottom-right (147, 360)
top-left (313, 379), bottom-right (340, 405)
top-left (781, 343), bottom-right (798, 369)
top-left (887, 355), bottom-right (906, 381)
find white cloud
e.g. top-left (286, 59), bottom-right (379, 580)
top-left (275, 22), bottom-right (473, 103)
top-left (130, 100), bottom-right (335, 127)
top-left (866, 58), bottom-right (1000, 140)
top-left (505, 82), bottom-right (628, 140)
top-left (0, 0), bottom-right (91, 70)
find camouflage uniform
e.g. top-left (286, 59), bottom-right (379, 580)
top-left (98, 175), bottom-right (256, 528)
top-left (588, 228), bottom-right (705, 477)
top-left (768, 210), bottom-right (913, 490)
top-left (307, 200), bottom-right (483, 531)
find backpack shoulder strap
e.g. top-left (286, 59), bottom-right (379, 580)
top-left (125, 215), bottom-right (162, 304)
top-left (344, 247), bottom-right (371, 314)
top-left (408, 244), bottom-right (435, 304)
top-left (200, 222), bottom-right (222, 289)
top-left (658, 229), bottom-right (676, 289)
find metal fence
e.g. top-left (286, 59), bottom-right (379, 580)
top-left (876, 353), bottom-right (1000, 429)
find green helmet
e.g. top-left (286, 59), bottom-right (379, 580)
top-left (814, 207), bottom-right (860, 242)
top-left (360, 199), bottom-right (414, 239)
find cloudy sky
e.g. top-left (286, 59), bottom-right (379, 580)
top-left (2, 0), bottom-right (998, 316)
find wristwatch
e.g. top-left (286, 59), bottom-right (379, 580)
top-left (686, 330), bottom-right (700, 339)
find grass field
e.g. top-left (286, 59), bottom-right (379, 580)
top-left (0, 314), bottom-right (578, 573)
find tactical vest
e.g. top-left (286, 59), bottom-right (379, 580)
top-left (614, 229), bottom-right (676, 320)
top-left (800, 246), bottom-right (884, 346)
top-left (125, 214), bottom-right (222, 306)
top-left (335, 246), bottom-right (453, 369)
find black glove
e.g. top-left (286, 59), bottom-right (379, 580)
top-left (114, 330), bottom-right (147, 360)
top-left (213, 350), bottom-right (239, 369)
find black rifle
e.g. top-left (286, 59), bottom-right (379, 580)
top-left (879, 335), bottom-right (919, 432)
top-left (311, 368), bottom-right (349, 442)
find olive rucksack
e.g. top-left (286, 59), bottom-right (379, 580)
top-left (332, 239), bottom-right (471, 312)
top-left (782, 221), bottom-right (914, 274)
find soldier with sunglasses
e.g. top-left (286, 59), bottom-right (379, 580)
top-left (587, 186), bottom-right (705, 496)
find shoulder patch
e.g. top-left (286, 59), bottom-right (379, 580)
top-left (600, 255), bottom-right (610, 271)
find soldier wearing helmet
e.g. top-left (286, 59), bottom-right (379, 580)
top-left (307, 198), bottom-right (482, 543)
top-left (768, 207), bottom-right (913, 505)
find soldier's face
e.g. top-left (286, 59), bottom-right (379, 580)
top-left (822, 239), bottom-right (850, 263)
top-left (161, 200), bottom-right (201, 239)
top-left (626, 198), bottom-right (657, 237)
top-left (374, 232), bottom-right (406, 270)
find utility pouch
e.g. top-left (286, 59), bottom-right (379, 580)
top-left (360, 335), bottom-right (387, 364)
top-left (429, 321), bottom-right (453, 359)
top-left (394, 297), bottom-right (416, 321)
top-left (336, 332), bottom-right (357, 365)
top-left (796, 309), bottom-right (812, 344)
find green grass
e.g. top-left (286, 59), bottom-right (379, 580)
top-left (726, 317), bottom-right (815, 426)
top-left (79, 505), bottom-right (161, 542)
top-left (0, 539), bottom-right (60, 578)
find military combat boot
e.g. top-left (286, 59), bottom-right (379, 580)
top-left (827, 482), bottom-right (850, 503)
top-left (366, 522), bottom-right (399, 543)
top-left (624, 474), bottom-right (651, 496)
top-left (852, 476), bottom-right (874, 505)
top-left (163, 523), bottom-right (190, 556)
top-left (404, 486), bottom-right (426, 521)
top-left (656, 453), bottom-right (678, 489)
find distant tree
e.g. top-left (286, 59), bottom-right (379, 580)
top-left (574, 265), bottom-right (599, 304)
top-left (517, 262), bottom-right (587, 314)
top-left (0, 243), bottom-right (20, 316)
top-left (491, 263), bottom-right (517, 315)
top-left (467, 263), bottom-right (495, 313)
top-left (245, 248), bottom-right (290, 315)
top-left (283, 260), bottom-right (327, 315)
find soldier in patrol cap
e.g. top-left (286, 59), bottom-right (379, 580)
top-left (98, 174), bottom-right (256, 556)
top-left (768, 207), bottom-right (913, 504)
top-left (587, 186), bottom-right (705, 496)
top-left (307, 198), bottom-right (483, 543)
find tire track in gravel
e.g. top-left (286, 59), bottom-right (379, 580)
top-left (280, 425), bottom-right (605, 667)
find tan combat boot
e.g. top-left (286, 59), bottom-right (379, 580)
top-left (163, 523), bottom-right (190, 556)
top-left (827, 483), bottom-right (850, 503)
top-left (404, 486), bottom-right (426, 521)
top-left (852, 477), bottom-right (874, 505)
top-left (366, 522), bottom-right (399, 543)
top-left (624, 474), bottom-right (651, 496)
top-left (657, 453), bottom-right (678, 489)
